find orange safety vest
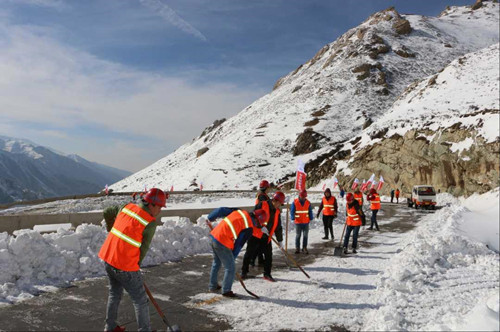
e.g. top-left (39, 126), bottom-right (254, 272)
top-left (294, 198), bottom-right (311, 224)
top-left (266, 207), bottom-right (280, 243)
top-left (370, 193), bottom-right (381, 210)
top-left (253, 200), bottom-right (271, 239)
top-left (210, 210), bottom-right (253, 250)
top-left (322, 196), bottom-right (336, 216)
top-left (98, 203), bottom-right (155, 272)
top-left (354, 192), bottom-right (363, 206)
top-left (346, 204), bottom-right (362, 226)
top-left (395, 190), bottom-right (400, 198)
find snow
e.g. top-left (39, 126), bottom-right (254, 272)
top-left (0, 188), bottom-right (498, 331)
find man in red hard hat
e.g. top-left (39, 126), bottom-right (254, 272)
top-left (241, 191), bottom-right (285, 282)
top-left (367, 188), bottom-right (381, 230)
top-left (99, 188), bottom-right (168, 332)
top-left (291, 189), bottom-right (313, 254)
top-left (208, 208), bottom-right (268, 297)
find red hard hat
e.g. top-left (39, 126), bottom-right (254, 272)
top-left (253, 209), bottom-right (268, 226)
top-left (273, 191), bottom-right (286, 204)
top-left (299, 189), bottom-right (307, 199)
top-left (346, 193), bottom-right (354, 203)
top-left (259, 180), bottom-right (270, 189)
top-left (142, 188), bottom-right (168, 207)
top-left (370, 188), bottom-right (376, 194)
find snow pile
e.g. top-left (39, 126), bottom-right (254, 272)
top-left (0, 217), bottom-right (213, 305)
top-left (364, 189), bottom-right (500, 331)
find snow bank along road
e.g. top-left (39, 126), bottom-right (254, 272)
top-left (0, 202), bottom-right (498, 331)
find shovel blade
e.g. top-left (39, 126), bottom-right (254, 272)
top-left (333, 246), bottom-right (343, 257)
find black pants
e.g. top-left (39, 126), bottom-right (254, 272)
top-left (242, 236), bottom-right (273, 276)
top-left (322, 215), bottom-right (334, 238)
top-left (370, 209), bottom-right (379, 229)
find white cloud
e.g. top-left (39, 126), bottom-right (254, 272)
top-left (0, 19), bottom-right (263, 171)
top-left (139, 0), bottom-right (208, 42)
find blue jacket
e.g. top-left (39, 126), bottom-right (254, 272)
top-left (208, 207), bottom-right (256, 258)
top-left (290, 198), bottom-right (314, 221)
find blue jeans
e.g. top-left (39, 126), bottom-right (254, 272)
top-left (209, 239), bottom-right (235, 294)
top-left (343, 225), bottom-right (360, 249)
top-left (104, 263), bottom-right (151, 332)
top-left (295, 223), bottom-right (309, 249)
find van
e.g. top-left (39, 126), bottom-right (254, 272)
top-left (408, 185), bottom-right (437, 209)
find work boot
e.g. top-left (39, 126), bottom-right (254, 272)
top-left (108, 326), bottom-right (126, 332)
top-left (376, 227), bottom-right (380, 231)
top-left (208, 284), bottom-right (222, 293)
top-left (352, 248), bottom-right (358, 254)
top-left (368, 227), bottom-right (373, 230)
top-left (343, 247), bottom-right (348, 255)
top-left (295, 248), bottom-right (300, 254)
top-left (302, 248), bottom-right (309, 254)
top-left (222, 291), bottom-right (238, 298)
top-left (240, 273), bottom-right (248, 280)
top-left (322, 236), bottom-right (328, 240)
top-left (263, 274), bottom-right (276, 282)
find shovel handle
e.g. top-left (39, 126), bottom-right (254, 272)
top-left (271, 237), bottom-right (310, 279)
top-left (144, 282), bottom-right (174, 330)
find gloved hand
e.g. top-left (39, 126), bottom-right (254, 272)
top-left (261, 226), bottom-right (269, 236)
top-left (278, 241), bottom-right (283, 249)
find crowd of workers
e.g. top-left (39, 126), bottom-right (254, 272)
top-left (97, 180), bottom-right (396, 331)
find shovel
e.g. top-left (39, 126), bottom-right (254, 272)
top-left (334, 222), bottom-right (347, 257)
top-left (144, 282), bottom-right (182, 332)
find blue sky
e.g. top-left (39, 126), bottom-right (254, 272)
top-left (0, 0), bottom-right (472, 172)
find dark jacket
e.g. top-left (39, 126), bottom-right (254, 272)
top-left (255, 200), bottom-right (283, 243)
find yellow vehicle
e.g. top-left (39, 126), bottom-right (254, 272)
top-left (408, 185), bottom-right (437, 210)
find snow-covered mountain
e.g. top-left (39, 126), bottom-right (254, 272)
top-left (110, 1), bottom-right (499, 194)
top-left (0, 136), bottom-right (131, 203)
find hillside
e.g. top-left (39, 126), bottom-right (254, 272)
top-left (0, 136), bottom-right (131, 203)
top-left (110, 1), bottom-right (499, 194)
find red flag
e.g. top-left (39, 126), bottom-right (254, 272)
top-left (333, 177), bottom-right (338, 189)
top-left (371, 181), bottom-right (378, 190)
top-left (295, 171), bottom-right (307, 191)
top-left (105, 184), bottom-right (109, 195)
top-left (200, 182), bottom-right (203, 191)
top-left (170, 186), bottom-right (174, 192)
top-left (351, 178), bottom-right (360, 190)
top-left (377, 175), bottom-right (384, 191)
top-left (322, 183), bottom-right (326, 191)
top-left (360, 179), bottom-right (367, 191)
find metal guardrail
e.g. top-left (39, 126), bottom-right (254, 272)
top-left (0, 201), bottom-right (321, 235)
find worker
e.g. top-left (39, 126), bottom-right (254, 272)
top-left (395, 188), bottom-right (400, 203)
top-left (251, 179), bottom-right (271, 266)
top-left (255, 179), bottom-right (271, 204)
top-left (208, 208), bottom-right (268, 297)
top-left (291, 190), bottom-right (314, 254)
top-left (353, 187), bottom-right (364, 206)
top-left (98, 188), bottom-right (168, 332)
top-left (316, 188), bottom-right (338, 240)
top-left (367, 188), bottom-right (381, 230)
top-left (390, 189), bottom-right (395, 203)
top-left (339, 187), bottom-right (345, 199)
top-left (343, 192), bottom-right (363, 254)
top-left (241, 191), bottom-right (285, 282)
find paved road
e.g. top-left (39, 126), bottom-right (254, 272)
top-left (0, 203), bottom-right (429, 331)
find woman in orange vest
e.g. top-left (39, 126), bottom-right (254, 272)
top-left (343, 192), bottom-right (363, 254)
top-left (291, 190), bottom-right (314, 254)
top-left (395, 188), bottom-right (401, 203)
top-left (208, 208), bottom-right (267, 297)
top-left (316, 188), bottom-right (338, 240)
top-left (367, 188), bottom-right (381, 230)
top-left (98, 188), bottom-right (167, 332)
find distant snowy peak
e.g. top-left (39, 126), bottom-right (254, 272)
top-left (0, 136), bottom-right (44, 159)
top-left (110, 2), bottom-right (499, 192)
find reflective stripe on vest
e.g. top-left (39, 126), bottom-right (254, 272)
top-left (223, 217), bottom-right (238, 240)
top-left (122, 207), bottom-right (150, 227)
top-left (294, 198), bottom-right (310, 224)
top-left (110, 227), bottom-right (141, 248)
top-left (237, 209), bottom-right (250, 228)
top-left (346, 205), bottom-right (361, 226)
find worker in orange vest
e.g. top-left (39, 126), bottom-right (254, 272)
top-left (316, 188), bottom-right (338, 240)
top-left (251, 179), bottom-right (271, 266)
top-left (367, 188), bottom-right (381, 230)
top-left (208, 208), bottom-right (268, 297)
top-left (395, 188), bottom-right (401, 203)
top-left (241, 191), bottom-right (285, 282)
top-left (291, 190), bottom-right (314, 254)
top-left (353, 188), bottom-right (366, 226)
top-left (343, 192), bottom-right (363, 254)
top-left (98, 188), bottom-right (168, 332)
